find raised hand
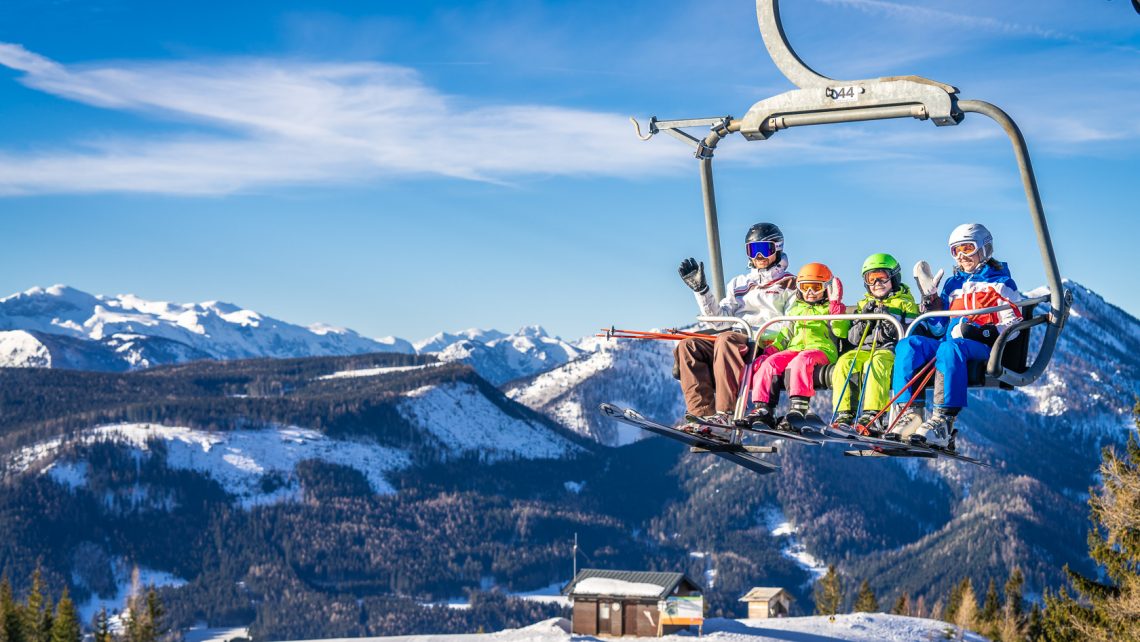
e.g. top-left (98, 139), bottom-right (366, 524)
top-left (913, 261), bottom-right (944, 298)
top-left (827, 276), bottom-right (845, 314)
top-left (678, 258), bottom-right (708, 294)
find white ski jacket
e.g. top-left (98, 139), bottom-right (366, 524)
top-left (693, 256), bottom-right (796, 340)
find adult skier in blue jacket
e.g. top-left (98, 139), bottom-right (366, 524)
top-left (888, 223), bottom-right (1022, 449)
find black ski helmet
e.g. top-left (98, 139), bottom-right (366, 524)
top-left (745, 222), bottom-right (784, 262)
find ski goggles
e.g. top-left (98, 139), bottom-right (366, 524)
top-left (950, 241), bottom-right (979, 258)
top-left (746, 241), bottom-right (780, 259)
top-left (797, 281), bottom-right (827, 295)
top-left (863, 270), bottom-right (892, 287)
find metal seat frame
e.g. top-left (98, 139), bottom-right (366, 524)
top-left (635, 0), bottom-right (1069, 397)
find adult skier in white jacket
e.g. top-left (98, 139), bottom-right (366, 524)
top-left (676, 222), bottom-right (796, 427)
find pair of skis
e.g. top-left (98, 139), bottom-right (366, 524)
top-left (689, 405), bottom-right (987, 465)
top-left (599, 404), bottom-right (987, 473)
top-left (600, 403), bottom-right (780, 474)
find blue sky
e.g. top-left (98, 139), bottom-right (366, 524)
top-left (1, 0), bottom-right (1138, 342)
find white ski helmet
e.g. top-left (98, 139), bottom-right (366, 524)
top-left (948, 223), bottom-right (993, 263)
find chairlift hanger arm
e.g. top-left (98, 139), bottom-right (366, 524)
top-left (632, 0), bottom-right (1067, 388)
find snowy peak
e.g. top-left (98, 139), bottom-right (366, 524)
top-left (413, 328), bottom-right (508, 353)
top-left (515, 325), bottom-right (549, 339)
top-left (426, 325), bottom-right (582, 385)
top-left (0, 285), bottom-right (416, 371)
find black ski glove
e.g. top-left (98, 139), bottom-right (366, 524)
top-left (960, 323), bottom-right (999, 346)
top-left (847, 320), bottom-right (868, 344)
top-left (678, 258), bottom-right (708, 294)
top-left (876, 319), bottom-right (898, 342)
top-left (921, 293), bottom-right (943, 313)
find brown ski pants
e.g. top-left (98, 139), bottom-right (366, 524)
top-left (675, 332), bottom-right (750, 417)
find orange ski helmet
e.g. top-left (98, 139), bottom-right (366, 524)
top-left (797, 262), bottom-right (833, 284)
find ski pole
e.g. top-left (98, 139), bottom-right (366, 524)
top-left (598, 329), bottom-right (716, 342)
top-left (828, 319), bottom-right (873, 425)
top-left (882, 364), bottom-right (936, 434)
top-left (599, 327), bottom-right (717, 341)
top-left (851, 328), bottom-right (879, 433)
top-left (606, 326), bottom-right (711, 342)
top-left (858, 356), bottom-right (937, 430)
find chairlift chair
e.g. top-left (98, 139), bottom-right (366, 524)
top-left (640, 0), bottom-right (1070, 417)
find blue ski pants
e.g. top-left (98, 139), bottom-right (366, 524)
top-left (892, 335), bottom-right (991, 409)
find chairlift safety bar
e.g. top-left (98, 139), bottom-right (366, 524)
top-left (636, 0), bottom-right (1068, 388)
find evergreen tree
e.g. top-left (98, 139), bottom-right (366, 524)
top-left (49, 590), bottom-right (79, 642)
top-left (1043, 413), bottom-right (1140, 642)
top-left (853, 580), bottom-right (879, 613)
top-left (0, 579), bottom-right (16, 642)
top-left (1026, 603), bottom-right (1044, 642)
top-left (813, 565), bottom-right (843, 616)
top-left (944, 578), bottom-right (968, 622)
top-left (954, 580), bottom-right (979, 634)
top-left (0, 577), bottom-right (19, 642)
top-left (890, 593), bottom-right (910, 616)
top-left (981, 579), bottom-right (1001, 639)
top-left (92, 608), bottom-right (112, 642)
top-left (982, 579), bottom-right (1001, 624)
top-left (21, 569), bottom-right (47, 642)
top-left (1000, 568), bottom-right (1026, 642)
top-left (143, 588), bottom-right (167, 642)
top-left (36, 606), bottom-right (51, 642)
top-left (1004, 568), bottom-right (1025, 623)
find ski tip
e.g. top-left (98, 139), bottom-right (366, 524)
top-left (599, 403), bottom-right (623, 418)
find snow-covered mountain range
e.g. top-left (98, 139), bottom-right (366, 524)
top-left (1, 278), bottom-right (1135, 636)
top-left (0, 285), bottom-right (412, 369)
top-left (0, 285), bottom-right (579, 380)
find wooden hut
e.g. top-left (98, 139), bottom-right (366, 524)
top-left (563, 569), bottom-right (704, 637)
top-left (739, 587), bottom-right (793, 619)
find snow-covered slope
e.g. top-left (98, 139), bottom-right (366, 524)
top-left (0, 330), bottom-right (51, 367)
top-left (0, 285), bottom-right (415, 370)
top-left (12, 399), bottom-right (582, 506)
top-left (10, 424), bottom-right (411, 507)
top-left (505, 335), bottom-right (680, 447)
top-left (504, 322), bottom-right (855, 449)
top-left (288, 614), bottom-right (987, 642)
top-left (397, 382), bottom-right (584, 461)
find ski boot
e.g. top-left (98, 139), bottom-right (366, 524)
top-left (682, 412), bottom-right (733, 441)
top-left (831, 410), bottom-right (856, 429)
top-left (855, 410), bottom-right (884, 438)
top-left (778, 396), bottom-right (811, 433)
top-left (910, 408), bottom-right (957, 450)
top-left (885, 405), bottom-right (924, 442)
top-left (745, 403), bottom-right (779, 430)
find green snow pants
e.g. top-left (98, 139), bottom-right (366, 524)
top-left (830, 349), bottom-right (894, 412)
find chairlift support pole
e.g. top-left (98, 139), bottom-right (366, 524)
top-left (631, 0), bottom-right (1068, 387)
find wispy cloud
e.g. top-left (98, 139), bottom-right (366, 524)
top-left (816, 0), bottom-right (1079, 42)
top-left (0, 43), bottom-right (687, 195)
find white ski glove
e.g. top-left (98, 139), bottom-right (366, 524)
top-left (826, 277), bottom-right (845, 315)
top-left (913, 261), bottom-right (944, 298)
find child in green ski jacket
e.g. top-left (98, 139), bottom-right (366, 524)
top-left (831, 253), bottom-right (920, 435)
top-left (749, 262), bottom-right (849, 428)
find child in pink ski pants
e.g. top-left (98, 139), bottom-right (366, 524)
top-left (748, 263), bottom-right (848, 425)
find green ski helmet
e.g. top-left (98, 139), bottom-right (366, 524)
top-left (861, 253), bottom-right (902, 293)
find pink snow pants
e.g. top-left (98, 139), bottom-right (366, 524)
top-left (750, 349), bottom-right (831, 404)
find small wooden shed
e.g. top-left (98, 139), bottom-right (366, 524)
top-left (739, 587), bottom-right (794, 619)
top-left (563, 569), bottom-right (704, 637)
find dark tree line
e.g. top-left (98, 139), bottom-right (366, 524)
top-left (0, 567), bottom-right (81, 642)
